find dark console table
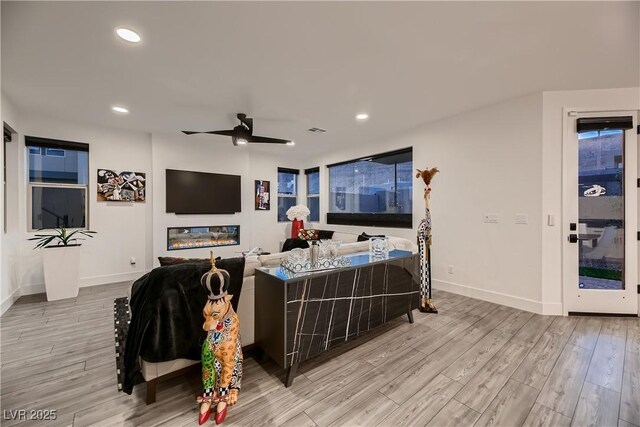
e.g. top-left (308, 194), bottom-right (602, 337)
top-left (255, 249), bottom-right (419, 386)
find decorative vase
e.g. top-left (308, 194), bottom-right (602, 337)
top-left (291, 219), bottom-right (304, 238)
top-left (43, 244), bottom-right (81, 301)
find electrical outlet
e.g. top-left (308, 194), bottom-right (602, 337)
top-left (515, 214), bottom-right (528, 224)
top-left (130, 257), bottom-right (136, 265)
top-left (448, 265), bottom-right (454, 274)
top-left (484, 214), bottom-right (498, 223)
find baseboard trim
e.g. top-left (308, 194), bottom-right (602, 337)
top-left (20, 283), bottom-right (45, 296)
top-left (79, 270), bottom-right (149, 287)
top-left (433, 279), bottom-right (544, 314)
top-left (541, 302), bottom-right (563, 316)
top-left (1, 287), bottom-right (22, 315)
top-left (19, 270), bottom-right (149, 296)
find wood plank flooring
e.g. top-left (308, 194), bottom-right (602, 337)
top-left (1, 282), bottom-right (639, 427)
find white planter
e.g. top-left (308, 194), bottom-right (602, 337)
top-left (43, 245), bottom-right (81, 301)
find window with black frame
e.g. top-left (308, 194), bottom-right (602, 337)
top-left (27, 136), bottom-right (89, 230)
top-left (277, 167), bottom-right (299, 222)
top-left (327, 148), bottom-right (412, 228)
top-left (305, 167), bottom-right (320, 222)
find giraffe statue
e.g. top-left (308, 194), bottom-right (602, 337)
top-left (416, 168), bottom-right (439, 313)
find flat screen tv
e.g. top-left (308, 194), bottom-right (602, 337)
top-left (166, 169), bottom-right (241, 214)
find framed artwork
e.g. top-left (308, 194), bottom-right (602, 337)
top-left (167, 225), bottom-right (240, 251)
top-left (255, 180), bottom-right (270, 210)
top-left (97, 169), bottom-right (146, 202)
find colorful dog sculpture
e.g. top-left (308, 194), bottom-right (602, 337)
top-left (197, 254), bottom-right (243, 425)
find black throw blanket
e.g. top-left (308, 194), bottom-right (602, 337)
top-left (122, 257), bottom-right (245, 394)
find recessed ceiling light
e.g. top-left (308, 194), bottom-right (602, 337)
top-left (356, 113), bottom-right (369, 121)
top-left (116, 27), bottom-right (141, 43)
top-left (112, 106), bottom-right (129, 114)
top-left (286, 141), bottom-right (295, 146)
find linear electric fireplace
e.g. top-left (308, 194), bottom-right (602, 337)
top-left (167, 226), bottom-right (240, 251)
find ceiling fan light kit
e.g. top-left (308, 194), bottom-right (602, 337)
top-left (183, 113), bottom-right (293, 146)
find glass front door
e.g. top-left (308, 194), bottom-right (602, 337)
top-left (563, 112), bottom-right (637, 315)
top-left (577, 129), bottom-right (625, 291)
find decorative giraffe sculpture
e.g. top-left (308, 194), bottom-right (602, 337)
top-left (416, 167), bottom-right (439, 313)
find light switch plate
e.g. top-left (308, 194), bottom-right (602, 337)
top-left (484, 214), bottom-right (498, 223)
top-left (547, 214), bottom-right (555, 226)
top-left (515, 214), bottom-right (528, 224)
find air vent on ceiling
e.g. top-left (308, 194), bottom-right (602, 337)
top-left (308, 127), bottom-right (327, 134)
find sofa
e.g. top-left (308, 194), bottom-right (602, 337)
top-left (132, 231), bottom-right (416, 403)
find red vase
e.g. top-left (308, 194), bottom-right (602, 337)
top-left (291, 219), bottom-right (304, 238)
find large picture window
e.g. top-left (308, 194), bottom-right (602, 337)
top-left (328, 148), bottom-right (412, 228)
top-left (306, 167), bottom-right (320, 222)
top-left (27, 136), bottom-right (89, 230)
top-left (277, 167), bottom-right (299, 222)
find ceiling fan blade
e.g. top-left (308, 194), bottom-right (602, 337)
top-left (248, 135), bottom-right (290, 144)
top-left (205, 130), bottom-right (237, 137)
top-left (182, 130), bottom-right (237, 136)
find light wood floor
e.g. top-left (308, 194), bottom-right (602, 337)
top-left (1, 282), bottom-right (639, 427)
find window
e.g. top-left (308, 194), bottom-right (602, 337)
top-left (27, 136), bottom-right (89, 230)
top-left (327, 148), bottom-right (412, 228)
top-left (306, 167), bottom-right (320, 222)
top-left (277, 168), bottom-right (299, 222)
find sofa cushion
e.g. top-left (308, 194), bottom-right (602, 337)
top-left (298, 228), bottom-right (319, 240)
top-left (258, 250), bottom-right (298, 267)
top-left (158, 256), bottom-right (219, 267)
top-left (281, 238), bottom-right (310, 252)
top-left (243, 257), bottom-right (262, 277)
top-left (331, 231), bottom-right (359, 243)
top-left (357, 232), bottom-right (386, 242)
top-left (389, 236), bottom-right (417, 252)
top-left (317, 229), bottom-right (335, 240)
top-left (337, 241), bottom-right (371, 255)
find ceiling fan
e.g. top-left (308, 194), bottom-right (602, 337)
top-left (182, 113), bottom-right (294, 146)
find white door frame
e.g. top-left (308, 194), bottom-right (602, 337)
top-left (562, 109), bottom-right (638, 315)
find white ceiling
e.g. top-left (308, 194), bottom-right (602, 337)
top-left (2, 1), bottom-right (638, 154)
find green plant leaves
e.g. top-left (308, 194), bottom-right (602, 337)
top-left (28, 228), bottom-right (97, 249)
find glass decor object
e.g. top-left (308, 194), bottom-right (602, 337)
top-left (287, 248), bottom-right (308, 265)
top-left (327, 241), bottom-right (341, 259)
top-left (167, 226), bottom-right (240, 251)
top-left (369, 236), bottom-right (390, 260)
top-left (319, 239), bottom-right (331, 258)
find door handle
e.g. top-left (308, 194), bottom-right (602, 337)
top-left (568, 234), bottom-right (578, 243)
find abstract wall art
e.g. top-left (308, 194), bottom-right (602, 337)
top-left (255, 180), bottom-right (270, 210)
top-left (97, 169), bottom-right (146, 202)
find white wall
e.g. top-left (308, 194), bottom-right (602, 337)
top-left (0, 108), bottom-right (304, 313)
top-left (3, 88), bottom-right (636, 316)
top-left (2, 109), bottom-right (153, 301)
top-left (302, 93), bottom-right (545, 312)
top-left (541, 87), bottom-right (640, 314)
top-left (1, 94), bottom-right (22, 313)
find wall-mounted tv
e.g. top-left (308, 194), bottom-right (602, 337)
top-left (166, 169), bottom-right (241, 214)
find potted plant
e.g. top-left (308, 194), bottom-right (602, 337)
top-left (29, 228), bottom-right (96, 301)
